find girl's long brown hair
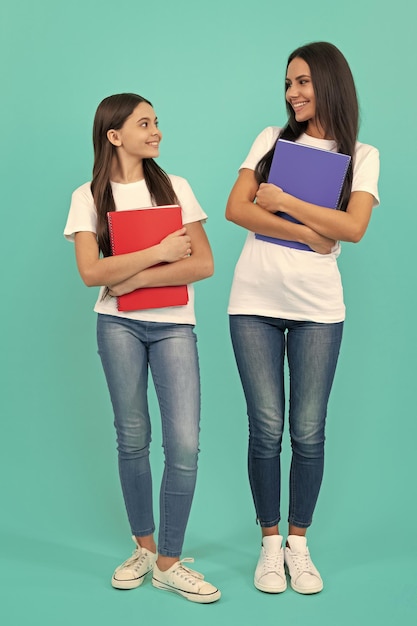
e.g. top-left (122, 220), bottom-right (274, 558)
top-left (91, 93), bottom-right (178, 257)
top-left (255, 42), bottom-right (359, 211)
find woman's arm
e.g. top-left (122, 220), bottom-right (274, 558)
top-left (108, 221), bottom-right (214, 296)
top-left (225, 169), bottom-right (336, 254)
top-left (74, 228), bottom-right (191, 287)
top-left (256, 183), bottom-right (374, 243)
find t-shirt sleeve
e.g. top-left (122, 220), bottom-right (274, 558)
top-left (64, 183), bottom-right (97, 242)
top-left (171, 176), bottom-right (208, 225)
top-left (239, 127), bottom-right (280, 171)
top-left (352, 144), bottom-right (380, 207)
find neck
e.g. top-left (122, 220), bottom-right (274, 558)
top-left (306, 120), bottom-right (333, 140)
top-left (110, 155), bottom-right (144, 184)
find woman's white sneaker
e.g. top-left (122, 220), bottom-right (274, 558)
top-left (111, 536), bottom-right (157, 589)
top-left (284, 535), bottom-right (323, 594)
top-left (152, 558), bottom-right (221, 603)
top-left (254, 535), bottom-right (287, 593)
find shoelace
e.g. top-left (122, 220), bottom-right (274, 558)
top-left (262, 550), bottom-right (284, 574)
top-left (122, 548), bottom-right (147, 572)
top-left (173, 558), bottom-right (204, 586)
top-left (290, 550), bottom-right (314, 574)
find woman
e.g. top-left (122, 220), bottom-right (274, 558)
top-left (226, 42), bottom-right (379, 595)
top-left (64, 93), bottom-right (220, 603)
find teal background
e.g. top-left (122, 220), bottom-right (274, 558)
top-left (1, 0), bottom-right (416, 624)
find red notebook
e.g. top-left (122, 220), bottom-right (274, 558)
top-left (107, 205), bottom-right (189, 311)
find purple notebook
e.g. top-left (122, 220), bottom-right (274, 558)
top-left (255, 139), bottom-right (351, 251)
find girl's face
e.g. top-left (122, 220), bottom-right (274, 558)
top-left (109, 102), bottom-right (163, 160)
top-left (285, 57), bottom-right (322, 137)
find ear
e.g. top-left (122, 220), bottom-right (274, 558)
top-left (107, 129), bottom-right (122, 147)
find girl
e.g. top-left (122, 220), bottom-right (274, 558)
top-left (226, 42), bottom-right (379, 595)
top-left (64, 93), bottom-right (220, 604)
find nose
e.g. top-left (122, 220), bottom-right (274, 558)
top-left (286, 83), bottom-right (299, 99)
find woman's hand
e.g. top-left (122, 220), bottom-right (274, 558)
top-left (255, 183), bottom-right (286, 213)
top-left (158, 227), bottom-right (191, 262)
top-left (280, 191), bottom-right (375, 243)
top-left (255, 182), bottom-right (336, 253)
top-left (303, 227), bottom-right (336, 254)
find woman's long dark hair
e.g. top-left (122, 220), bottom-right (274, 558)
top-left (255, 42), bottom-right (359, 211)
top-left (91, 93), bottom-right (178, 257)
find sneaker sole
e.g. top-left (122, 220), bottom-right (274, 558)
top-left (111, 569), bottom-right (152, 590)
top-left (254, 578), bottom-right (287, 594)
top-left (152, 578), bottom-right (221, 603)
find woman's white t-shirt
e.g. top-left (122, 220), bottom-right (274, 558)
top-left (228, 127), bottom-right (380, 323)
top-left (64, 175), bottom-right (207, 325)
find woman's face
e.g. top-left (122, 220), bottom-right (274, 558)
top-left (285, 57), bottom-right (322, 137)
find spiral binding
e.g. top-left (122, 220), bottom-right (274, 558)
top-left (107, 212), bottom-right (116, 255)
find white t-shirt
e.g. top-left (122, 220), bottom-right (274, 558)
top-left (64, 175), bottom-right (207, 325)
top-left (228, 127), bottom-right (380, 323)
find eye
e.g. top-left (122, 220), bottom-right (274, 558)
top-left (140, 121), bottom-right (148, 127)
top-left (285, 81), bottom-right (291, 90)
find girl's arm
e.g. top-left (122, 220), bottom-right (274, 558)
top-left (225, 169), bottom-right (336, 254)
top-left (256, 184), bottom-right (374, 243)
top-left (74, 227), bottom-right (191, 287)
top-left (108, 221), bottom-right (213, 296)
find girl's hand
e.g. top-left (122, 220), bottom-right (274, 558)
top-left (158, 227), bottom-right (191, 262)
top-left (108, 286), bottom-right (123, 297)
top-left (255, 183), bottom-right (286, 213)
top-left (304, 228), bottom-right (336, 254)
top-left (107, 220), bottom-right (213, 295)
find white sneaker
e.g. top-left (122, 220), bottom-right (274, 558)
top-left (254, 535), bottom-right (287, 593)
top-left (152, 558), bottom-right (221, 603)
top-left (111, 536), bottom-right (156, 590)
top-left (284, 535), bottom-right (323, 594)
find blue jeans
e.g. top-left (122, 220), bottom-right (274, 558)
top-left (97, 314), bottom-right (200, 557)
top-left (229, 315), bottom-right (343, 528)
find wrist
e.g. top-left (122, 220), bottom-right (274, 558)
top-left (280, 191), bottom-right (293, 214)
top-left (297, 225), bottom-right (310, 245)
top-left (154, 243), bottom-right (166, 264)
top-left (135, 269), bottom-right (149, 289)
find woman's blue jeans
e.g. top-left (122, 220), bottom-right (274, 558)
top-left (229, 315), bottom-right (343, 528)
top-left (97, 314), bottom-right (200, 557)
